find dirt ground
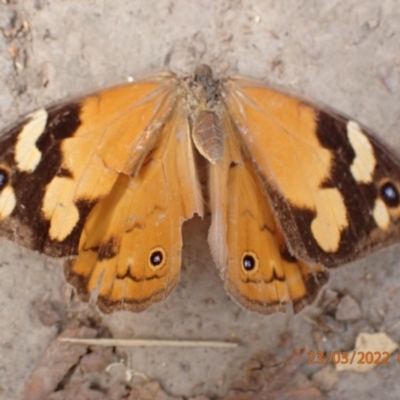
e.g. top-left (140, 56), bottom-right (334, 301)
top-left (1, 1), bottom-right (400, 399)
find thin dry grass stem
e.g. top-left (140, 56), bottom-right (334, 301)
top-left (59, 337), bottom-right (239, 348)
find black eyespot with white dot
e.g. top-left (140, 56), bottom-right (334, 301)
top-left (0, 167), bottom-right (9, 191)
top-left (380, 181), bottom-right (400, 208)
top-left (148, 247), bottom-right (166, 270)
top-left (241, 251), bottom-right (259, 274)
top-left (150, 251), bottom-right (163, 266)
top-left (243, 255), bottom-right (255, 270)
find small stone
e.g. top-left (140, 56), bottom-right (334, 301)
top-left (80, 352), bottom-right (110, 374)
top-left (320, 289), bottom-right (340, 313)
top-left (335, 295), bottom-right (362, 321)
top-left (312, 365), bottom-right (339, 391)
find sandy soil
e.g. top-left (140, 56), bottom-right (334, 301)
top-left (1, 1), bottom-right (400, 399)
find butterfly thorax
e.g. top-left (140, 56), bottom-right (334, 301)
top-left (181, 65), bottom-right (225, 164)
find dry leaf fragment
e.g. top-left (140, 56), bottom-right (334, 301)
top-left (336, 332), bottom-right (398, 373)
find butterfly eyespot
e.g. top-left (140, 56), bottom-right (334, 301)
top-left (0, 167), bottom-right (9, 190)
top-left (148, 247), bottom-right (166, 270)
top-left (241, 251), bottom-right (259, 274)
top-left (380, 181), bottom-right (400, 208)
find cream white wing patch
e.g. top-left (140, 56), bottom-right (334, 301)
top-left (0, 167), bottom-right (16, 219)
top-left (347, 120), bottom-right (376, 184)
top-left (42, 177), bottom-right (81, 241)
top-left (15, 108), bottom-right (48, 173)
top-left (310, 188), bottom-right (348, 253)
top-left (373, 198), bottom-right (390, 231)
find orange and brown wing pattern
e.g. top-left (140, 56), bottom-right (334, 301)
top-left (208, 112), bottom-right (328, 314)
top-left (222, 76), bottom-right (400, 268)
top-left (66, 105), bottom-right (203, 312)
top-left (2, 65), bottom-right (400, 315)
top-left (0, 72), bottom-right (177, 256)
top-left (0, 72), bottom-right (204, 311)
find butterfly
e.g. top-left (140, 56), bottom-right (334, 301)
top-left (0, 64), bottom-right (399, 314)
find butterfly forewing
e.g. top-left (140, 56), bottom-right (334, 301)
top-left (222, 76), bottom-right (400, 268)
top-left (0, 73), bottom-right (178, 256)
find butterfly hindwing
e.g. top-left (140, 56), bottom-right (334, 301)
top-left (208, 111), bottom-right (328, 314)
top-left (66, 105), bottom-right (203, 312)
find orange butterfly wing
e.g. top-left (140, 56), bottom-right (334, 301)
top-left (208, 110), bottom-right (328, 313)
top-left (68, 105), bottom-right (203, 311)
top-left (0, 72), bottom-right (203, 312)
top-left (222, 76), bottom-right (400, 268)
